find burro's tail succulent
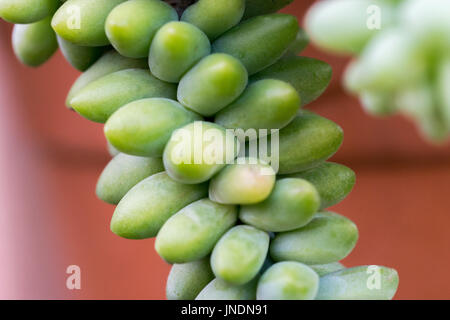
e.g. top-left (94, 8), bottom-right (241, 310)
top-left (0, 0), bottom-right (399, 300)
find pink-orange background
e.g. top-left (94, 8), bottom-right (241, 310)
top-left (0, 0), bottom-right (449, 300)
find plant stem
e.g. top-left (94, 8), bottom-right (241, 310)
top-left (164, 0), bottom-right (197, 16)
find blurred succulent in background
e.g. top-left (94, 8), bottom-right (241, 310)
top-left (305, 0), bottom-right (450, 142)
